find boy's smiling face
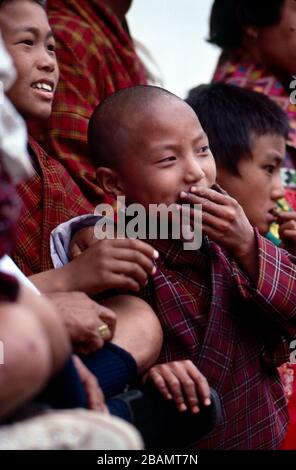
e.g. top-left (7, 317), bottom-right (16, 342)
top-left (100, 96), bottom-right (217, 210)
top-left (0, 0), bottom-right (59, 120)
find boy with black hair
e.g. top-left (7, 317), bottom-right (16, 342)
top-left (0, 1), bottom-right (222, 449)
top-left (85, 84), bottom-right (296, 449)
top-left (186, 83), bottom-right (296, 254)
top-left (186, 82), bottom-right (296, 448)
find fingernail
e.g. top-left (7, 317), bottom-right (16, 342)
top-left (153, 250), bottom-right (159, 259)
top-left (190, 186), bottom-right (197, 192)
top-left (167, 394), bottom-right (173, 400)
top-left (193, 187), bottom-right (204, 195)
top-left (179, 403), bottom-right (187, 412)
top-left (204, 398), bottom-right (211, 406)
top-left (180, 191), bottom-right (187, 198)
top-left (152, 266), bottom-right (157, 275)
top-left (192, 406), bottom-right (200, 414)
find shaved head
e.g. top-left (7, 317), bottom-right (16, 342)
top-left (88, 85), bottom-right (184, 169)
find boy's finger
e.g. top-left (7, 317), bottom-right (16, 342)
top-left (89, 387), bottom-right (108, 413)
top-left (159, 367), bottom-right (187, 412)
top-left (115, 239), bottom-right (159, 261)
top-left (103, 272), bottom-right (141, 292)
top-left (279, 220), bottom-right (296, 231)
top-left (186, 186), bottom-right (230, 205)
top-left (187, 365), bottom-right (211, 406)
top-left (178, 373), bottom-right (200, 413)
top-left (112, 260), bottom-right (150, 286)
top-left (277, 211), bottom-right (296, 222)
top-left (280, 229), bottom-right (296, 241)
top-left (211, 183), bottom-right (229, 195)
top-left (113, 248), bottom-right (156, 275)
top-left (167, 362), bottom-right (201, 413)
top-left (149, 365), bottom-right (187, 410)
top-left (179, 194), bottom-right (235, 224)
top-left (148, 370), bottom-right (172, 400)
top-left (70, 242), bottom-right (83, 259)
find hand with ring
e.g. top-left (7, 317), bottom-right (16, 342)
top-left (97, 322), bottom-right (111, 341)
top-left (46, 292), bottom-right (116, 355)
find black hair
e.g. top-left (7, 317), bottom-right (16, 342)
top-left (88, 85), bottom-right (182, 169)
top-left (186, 82), bottom-right (289, 175)
top-left (208, 0), bottom-right (285, 50)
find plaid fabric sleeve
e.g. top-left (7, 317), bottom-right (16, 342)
top-left (37, 21), bottom-right (105, 202)
top-left (230, 229), bottom-right (296, 337)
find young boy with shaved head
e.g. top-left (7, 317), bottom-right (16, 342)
top-left (81, 85), bottom-right (296, 449)
top-left (0, 1), bottom-right (223, 449)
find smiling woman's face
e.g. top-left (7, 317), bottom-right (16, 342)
top-left (0, 0), bottom-right (59, 120)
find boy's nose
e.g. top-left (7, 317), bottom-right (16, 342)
top-left (271, 175), bottom-right (285, 201)
top-left (183, 158), bottom-right (205, 184)
top-left (37, 49), bottom-right (56, 72)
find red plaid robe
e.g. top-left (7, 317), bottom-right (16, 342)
top-left (141, 232), bottom-right (296, 449)
top-left (12, 137), bottom-right (92, 275)
top-left (29, 0), bottom-right (147, 205)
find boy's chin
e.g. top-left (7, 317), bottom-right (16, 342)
top-left (260, 223), bottom-right (271, 236)
top-left (26, 105), bottom-right (52, 121)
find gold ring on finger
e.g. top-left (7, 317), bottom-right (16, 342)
top-left (97, 323), bottom-right (110, 340)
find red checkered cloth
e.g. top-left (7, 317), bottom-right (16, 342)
top-left (141, 231), bottom-right (296, 449)
top-left (29, 0), bottom-right (147, 205)
top-left (12, 137), bottom-right (92, 275)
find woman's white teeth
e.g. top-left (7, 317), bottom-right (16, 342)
top-left (33, 83), bottom-right (53, 92)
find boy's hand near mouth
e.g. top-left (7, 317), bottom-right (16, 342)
top-left (277, 211), bottom-right (296, 255)
top-left (179, 186), bottom-right (258, 283)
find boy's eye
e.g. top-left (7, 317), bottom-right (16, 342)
top-left (47, 43), bottom-right (56, 52)
top-left (264, 165), bottom-right (276, 174)
top-left (20, 39), bottom-right (34, 46)
top-left (158, 156), bottom-right (176, 163)
top-left (196, 145), bottom-right (209, 154)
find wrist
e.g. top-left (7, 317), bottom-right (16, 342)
top-left (57, 261), bottom-right (101, 296)
top-left (231, 229), bottom-right (259, 284)
top-left (56, 263), bottom-right (75, 292)
top-left (30, 266), bottom-right (74, 293)
top-left (232, 230), bottom-right (256, 260)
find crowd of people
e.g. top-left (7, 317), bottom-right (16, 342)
top-left (1, 0), bottom-right (296, 451)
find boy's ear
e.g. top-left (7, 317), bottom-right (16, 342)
top-left (96, 167), bottom-right (125, 197)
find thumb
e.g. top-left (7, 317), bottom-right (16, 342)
top-left (69, 242), bottom-right (83, 260)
